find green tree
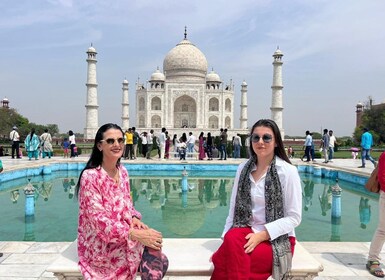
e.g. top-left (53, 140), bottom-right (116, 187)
top-left (354, 107), bottom-right (385, 145)
top-left (0, 107), bottom-right (59, 142)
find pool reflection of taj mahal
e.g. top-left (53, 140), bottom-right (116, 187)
top-left (84, 27), bottom-right (286, 139)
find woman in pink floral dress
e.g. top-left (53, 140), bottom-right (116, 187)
top-left (76, 123), bottom-right (168, 280)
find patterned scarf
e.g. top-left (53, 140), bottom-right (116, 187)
top-left (233, 155), bottom-right (292, 280)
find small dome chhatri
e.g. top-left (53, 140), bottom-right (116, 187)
top-left (206, 69), bottom-right (221, 82)
top-left (150, 67), bottom-right (165, 81)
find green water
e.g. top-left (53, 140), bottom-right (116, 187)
top-left (0, 170), bottom-right (378, 242)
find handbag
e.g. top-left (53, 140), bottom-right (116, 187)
top-left (365, 165), bottom-right (380, 193)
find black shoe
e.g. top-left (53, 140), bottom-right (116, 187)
top-left (358, 165), bottom-right (365, 168)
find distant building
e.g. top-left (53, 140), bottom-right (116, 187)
top-left (83, 28), bottom-right (289, 139)
top-left (356, 97), bottom-right (385, 128)
top-left (1, 97), bottom-right (9, 108)
top-left (134, 28), bottom-right (247, 137)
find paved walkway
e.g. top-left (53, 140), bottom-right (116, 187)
top-left (0, 156), bottom-right (381, 279)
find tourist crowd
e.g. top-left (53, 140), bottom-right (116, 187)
top-left (120, 126), bottom-right (249, 161)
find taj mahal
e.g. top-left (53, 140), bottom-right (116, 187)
top-left (83, 28), bottom-right (285, 139)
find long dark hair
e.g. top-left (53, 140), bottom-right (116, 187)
top-left (75, 123), bottom-right (124, 198)
top-left (249, 119), bottom-right (291, 164)
top-left (29, 128), bottom-right (35, 138)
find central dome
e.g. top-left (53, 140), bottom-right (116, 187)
top-left (163, 38), bottom-right (208, 80)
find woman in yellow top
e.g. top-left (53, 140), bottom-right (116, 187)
top-left (124, 128), bottom-right (134, 159)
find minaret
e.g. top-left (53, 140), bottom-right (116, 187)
top-left (240, 81), bottom-right (248, 129)
top-left (270, 47), bottom-right (284, 139)
top-left (84, 45), bottom-right (99, 139)
top-left (356, 102), bottom-right (364, 128)
top-left (121, 79), bottom-right (130, 130)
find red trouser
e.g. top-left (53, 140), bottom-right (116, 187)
top-left (211, 227), bottom-right (296, 280)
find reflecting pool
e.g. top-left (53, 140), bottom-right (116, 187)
top-left (0, 167), bottom-right (378, 242)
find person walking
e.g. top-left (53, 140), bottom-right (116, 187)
top-left (9, 126), bottom-right (21, 159)
top-left (302, 131), bottom-right (312, 162)
top-left (62, 138), bottom-right (70, 158)
top-left (186, 132), bottom-right (196, 157)
top-left (206, 132), bottom-right (213, 160)
top-left (40, 129), bottom-right (53, 159)
top-left (244, 134), bottom-right (250, 158)
top-left (124, 128), bottom-right (134, 159)
top-left (159, 128), bottom-right (166, 160)
top-left (146, 129), bottom-right (154, 159)
top-left (366, 151), bottom-right (385, 277)
top-left (198, 132), bottom-right (206, 160)
top-left (165, 131), bottom-right (170, 159)
top-left (328, 130), bottom-right (338, 162)
top-left (172, 134), bottom-right (179, 158)
top-left (76, 123), bottom-right (168, 279)
top-left (132, 127), bottom-right (140, 160)
top-left (24, 128), bottom-right (40, 160)
top-left (233, 133), bottom-right (242, 158)
top-left (68, 130), bottom-right (76, 158)
top-left (219, 128), bottom-right (228, 160)
top-left (359, 128), bottom-right (377, 168)
top-left (320, 129), bottom-right (330, 163)
top-left (140, 131), bottom-right (148, 158)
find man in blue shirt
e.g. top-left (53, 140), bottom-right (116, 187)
top-left (358, 128), bottom-right (377, 168)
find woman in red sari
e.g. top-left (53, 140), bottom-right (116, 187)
top-left (211, 119), bottom-right (302, 280)
top-left (164, 131), bottom-right (170, 159)
top-left (198, 132), bottom-right (206, 160)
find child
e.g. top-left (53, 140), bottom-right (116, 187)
top-left (73, 145), bottom-right (78, 157)
top-left (178, 142), bottom-right (186, 160)
top-left (62, 138), bottom-right (70, 158)
top-left (18, 145), bottom-right (23, 158)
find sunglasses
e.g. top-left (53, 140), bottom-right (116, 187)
top-left (101, 138), bottom-right (125, 145)
top-left (251, 133), bottom-right (273, 143)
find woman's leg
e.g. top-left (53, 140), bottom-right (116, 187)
top-left (211, 227), bottom-right (273, 280)
top-left (369, 190), bottom-right (385, 261)
top-left (212, 228), bottom-right (295, 280)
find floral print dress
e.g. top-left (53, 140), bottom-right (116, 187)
top-left (78, 165), bottom-right (143, 280)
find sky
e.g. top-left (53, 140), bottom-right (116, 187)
top-left (1, 0), bottom-right (385, 137)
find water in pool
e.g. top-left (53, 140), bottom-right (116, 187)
top-left (0, 169), bottom-right (378, 242)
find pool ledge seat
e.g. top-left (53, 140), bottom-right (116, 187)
top-left (46, 238), bottom-right (323, 279)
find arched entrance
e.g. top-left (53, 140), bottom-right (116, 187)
top-left (174, 95), bottom-right (197, 128)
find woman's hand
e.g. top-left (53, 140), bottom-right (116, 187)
top-left (131, 228), bottom-right (163, 250)
top-left (132, 216), bottom-right (149, 229)
top-left (244, 230), bottom-right (270, 254)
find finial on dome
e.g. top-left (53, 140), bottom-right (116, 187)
top-left (277, 45), bottom-right (279, 50)
top-left (184, 26), bottom-right (187, 39)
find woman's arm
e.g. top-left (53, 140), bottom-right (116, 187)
top-left (264, 164), bottom-right (302, 240)
top-left (222, 162), bottom-right (246, 236)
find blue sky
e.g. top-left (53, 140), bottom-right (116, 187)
top-left (1, 0), bottom-right (384, 137)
